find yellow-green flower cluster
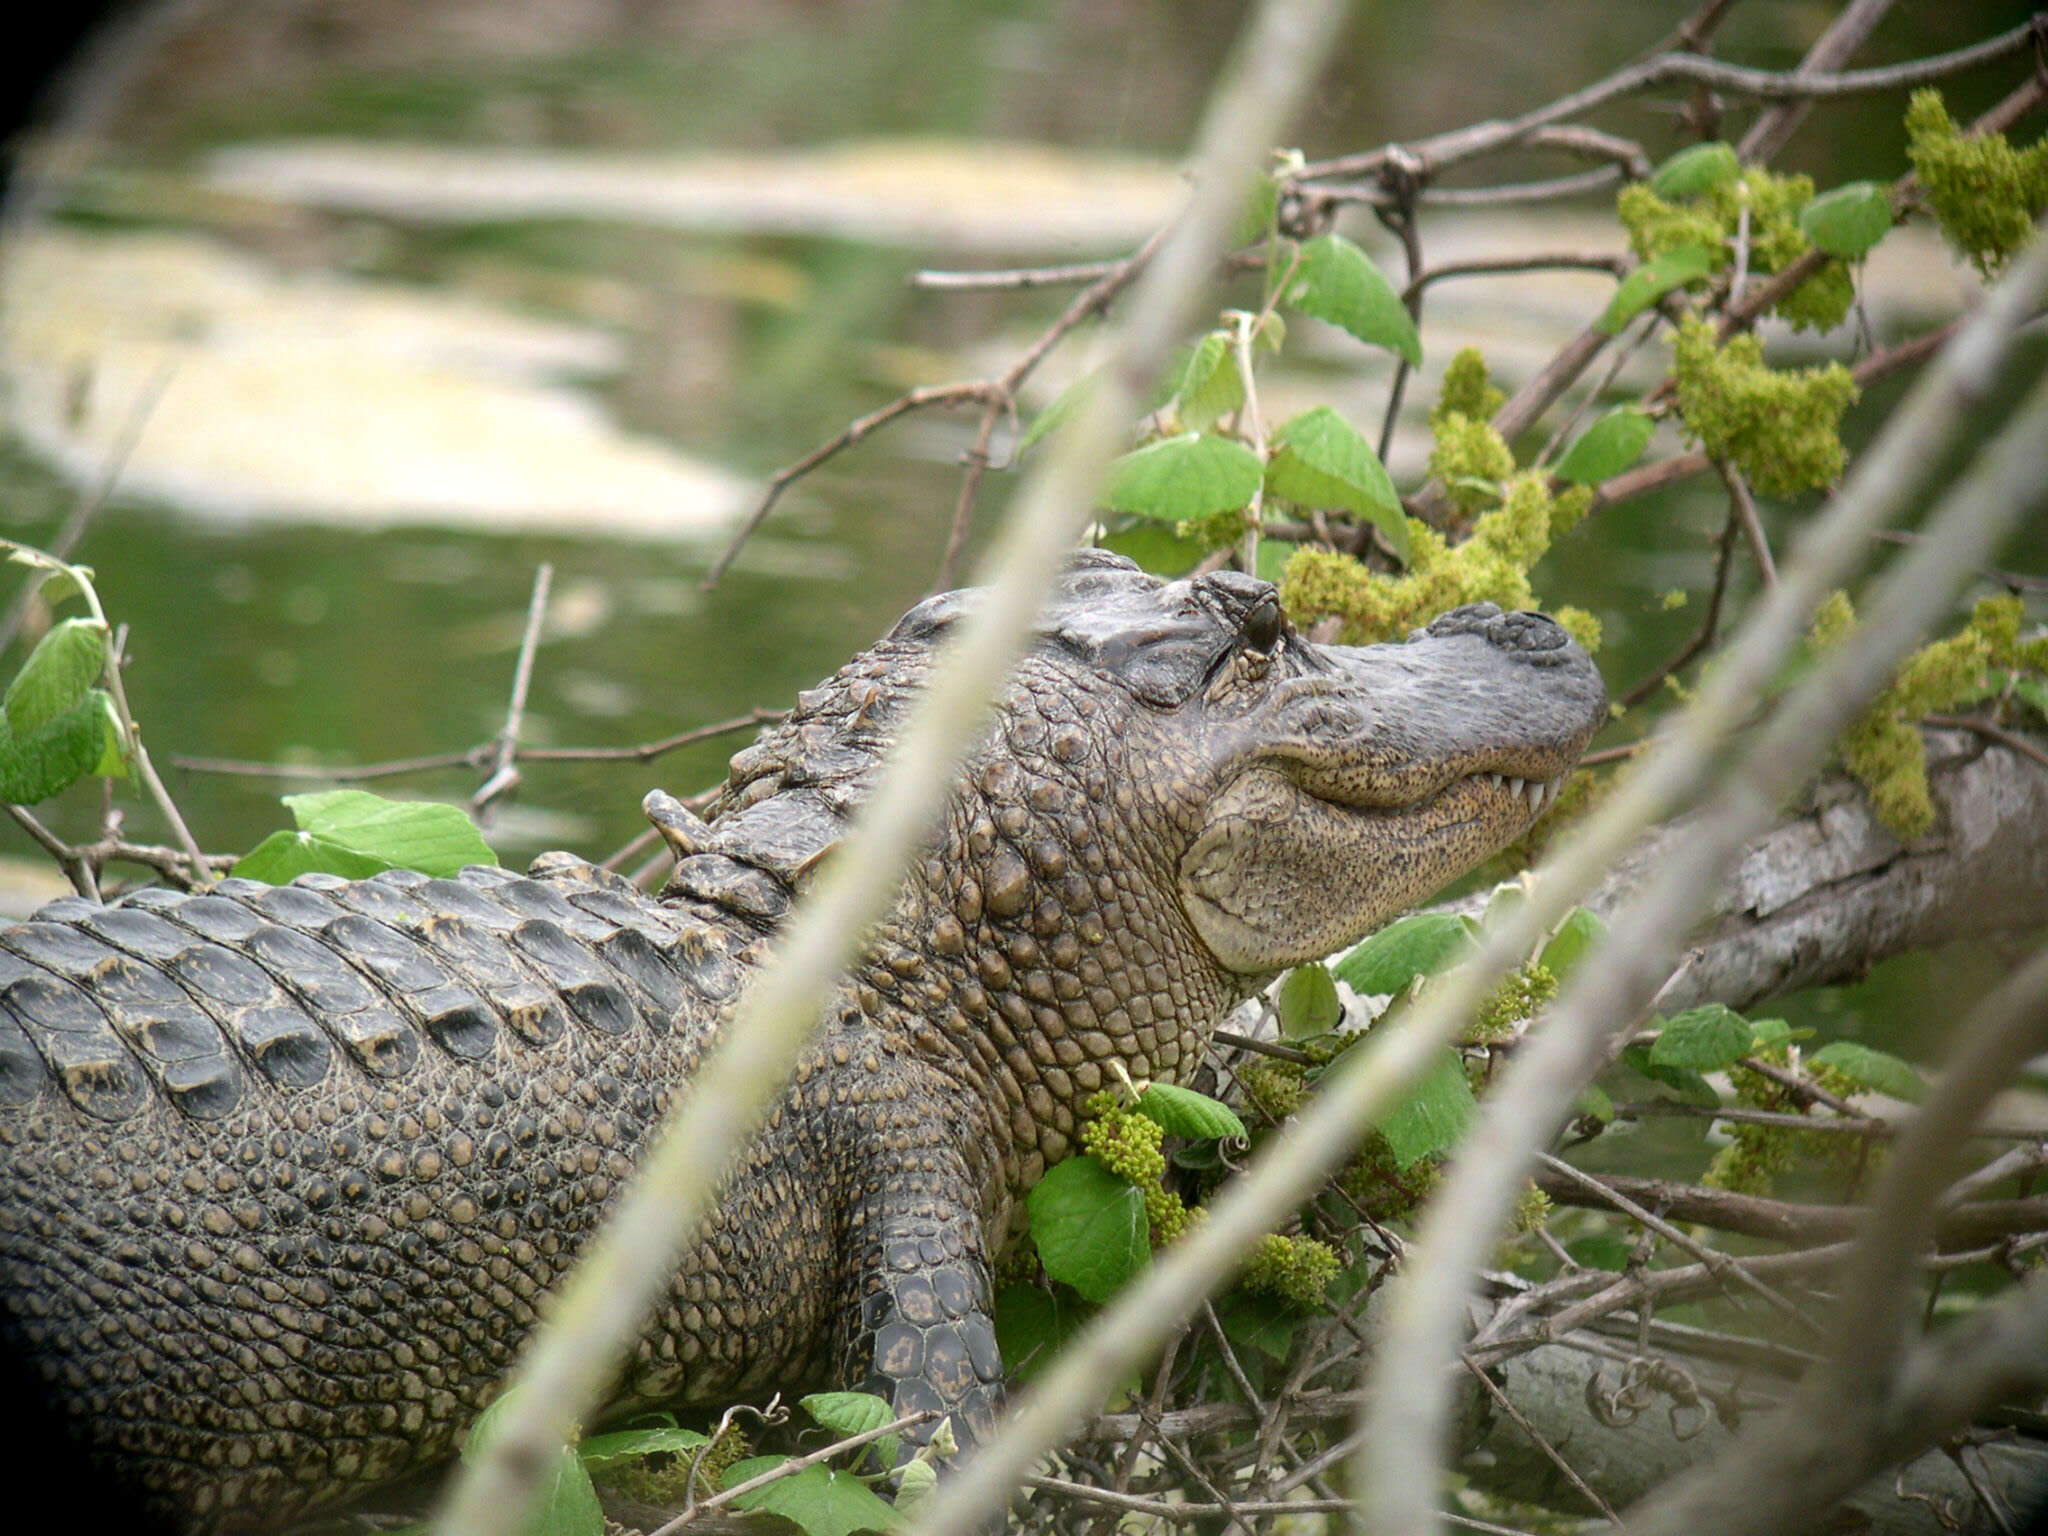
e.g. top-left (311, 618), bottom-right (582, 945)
top-left (1338, 1132), bottom-right (1441, 1223)
top-left (1511, 1183), bottom-right (1553, 1235)
top-left (1429, 411), bottom-right (1517, 517)
top-left (1618, 166), bottom-right (1854, 333)
top-left (1240, 1231), bottom-right (1340, 1309)
top-left (598, 1423), bottom-right (751, 1504)
top-left (1472, 963), bottom-right (1558, 1042)
top-left (1237, 1057), bottom-right (1307, 1120)
top-left (1079, 1092), bottom-right (1194, 1240)
top-left (1671, 317), bottom-right (1856, 497)
top-left (1179, 505), bottom-right (1252, 552)
top-left (1905, 90), bottom-right (2048, 277)
top-left (1705, 1053), bottom-right (1870, 1196)
top-left (1279, 474), bottom-right (1593, 648)
top-left (1428, 349), bottom-right (1516, 518)
top-left (1432, 347), bottom-right (1506, 426)
top-left (1813, 592), bottom-right (2035, 839)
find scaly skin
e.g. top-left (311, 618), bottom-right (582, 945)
top-left (0, 553), bottom-right (1605, 1530)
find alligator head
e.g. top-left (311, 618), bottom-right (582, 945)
top-left (698, 549), bottom-right (1607, 1166)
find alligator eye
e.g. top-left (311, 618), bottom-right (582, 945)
top-left (1242, 597), bottom-right (1283, 654)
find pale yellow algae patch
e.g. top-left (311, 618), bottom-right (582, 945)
top-left (1, 229), bottom-right (751, 535)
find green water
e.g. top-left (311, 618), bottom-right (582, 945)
top-left (2, 0), bottom-right (2041, 1080)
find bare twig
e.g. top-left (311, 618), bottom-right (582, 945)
top-left (1400, 251), bottom-right (1630, 307)
top-left (703, 383), bottom-right (995, 589)
top-left (1531, 1164), bottom-right (2048, 1250)
top-left (1619, 504), bottom-right (1740, 710)
top-left (648, 1407), bottom-right (933, 1534)
top-left (101, 625), bottom-right (208, 880)
top-left (1714, 461), bottom-right (1778, 588)
top-left (911, 259), bottom-right (1125, 292)
top-left (1536, 1154), bottom-right (1823, 1334)
top-left (1294, 23), bottom-right (2038, 184)
top-left (173, 711), bottom-right (783, 781)
top-left (0, 358), bottom-right (175, 657)
top-left (1462, 1352), bottom-right (1623, 1524)
top-left (1873, 530), bottom-right (2048, 593)
top-left (1738, 0), bottom-right (1897, 165)
top-left (472, 563), bottom-right (553, 815)
top-left (1923, 713), bottom-right (2048, 775)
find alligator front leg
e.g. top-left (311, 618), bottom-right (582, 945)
top-left (836, 1142), bottom-right (1005, 1464)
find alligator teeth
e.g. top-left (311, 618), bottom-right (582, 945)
top-left (1480, 772), bottom-right (1559, 815)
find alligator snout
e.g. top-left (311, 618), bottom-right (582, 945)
top-left (1418, 603), bottom-right (1586, 664)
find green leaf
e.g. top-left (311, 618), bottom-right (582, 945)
top-left (1174, 332), bottom-right (1246, 433)
top-left (1253, 539), bottom-right (1295, 584)
top-left (1566, 1232), bottom-right (1634, 1271)
top-left (232, 829), bottom-right (398, 884)
top-left (1650, 1005), bottom-right (1755, 1072)
top-left (1275, 961), bottom-right (1343, 1040)
top-left (1102, 433), bottom-right (1263, 522)
top-left (1538, 906), bottom-right (1606, 981)
top-left (579, 1423), bottom-right (708, 1472)
top-left (1747, 1017), bottom-right (1796, 1050)
top-left (0, 545), bottom-right (95, 610)
top-left (994, 1283), bottom-right (1087, 1385)
top-left (1027, 1155), bottom-right (1149, 1303)
top-left (722, 1458), bottom-right (900, 1536)
top-left (2011, 675), bottom-right (2048, 721)
top-left (464, 1393), bottom-right (605, 1536)
top-left (1264, 406), bottom-right (1409, 561)
top-left (1333, 912), bottom-right (1474, 997)
top-left (1019, 368), bottom-right (1098, 453)
top-left (893, 1456), bottom-right (939, 1515)
top-left (1136, 1082), bottom-right (1247, 1141)
top-left (1377, 1049), bottom-right (1476, 1167)
top-left (1553, 407), bottom-right (1655, 485)
top-left (1216, 1292), bottom-right (1297, 1360)
top-left (5, 617), bottom-right (107, 735)
top-left (1597, 244), bottom-right (1716, 335)
top-left (1481, 881), bottom-right (1528, 931)
top-left (1284, 234), bottom-right (1422, 365)
top-left (802, 1392), bottom-right (897, 1440)
top-left (1809, 1041), bottom-right (1928, 1102)
top-left (1574, 1083), bottom-right (1615, 1125)
top-left (0, 692), bottom-right (108, 804)
top-left (1800, 181), bottom-right (1893, 260)
top-left (1100, 522), bottom-right (1208, 577)
top-left (1234, 173), bottom-right (1281, 247)
top-left (1650, 142), bottom-right (1739, 199)
top-left (92, 691), bottom-right (129, 779)
top-left (281, 789), bottom-right (497, 877)
top-left (1621, 1042), bottom-right (1720, 1109)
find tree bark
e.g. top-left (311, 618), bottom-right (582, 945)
top-left (1586, 728), bottom-right (2048, 1014)
top-left (1455, 1321), bottom-right (2048, 1534)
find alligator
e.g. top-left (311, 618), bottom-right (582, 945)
top-left (0, 551), bottom-right (1606, 1531)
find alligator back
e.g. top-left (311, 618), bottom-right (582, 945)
top-left (0, 859), bottom-right (790, 1526)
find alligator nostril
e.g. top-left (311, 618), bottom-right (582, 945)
top-left (1494, 610), bottom-right (1570, 652)
top-left (1417, 603), bottom-right (1504, 641)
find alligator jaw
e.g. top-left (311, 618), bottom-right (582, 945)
top-left (1178, 603), bottom-right (1605, 976)
top-left (1180, 758), bottom-right (1573, 975)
